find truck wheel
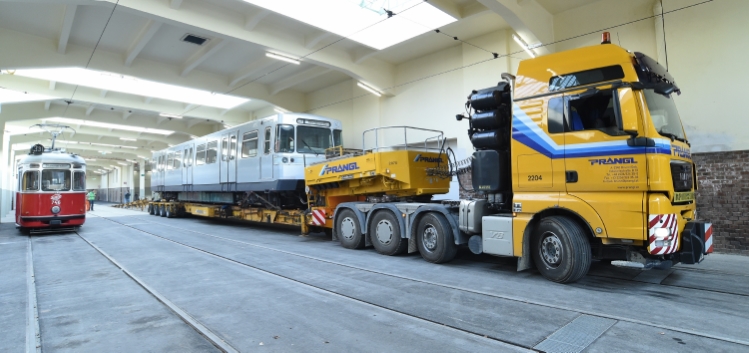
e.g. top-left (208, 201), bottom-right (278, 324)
top-left (531, 216), bottom-right (591, 283)
top-left (337, 209), bottom-right (365, 249)
top-left (148, 204), bottom-right (153, 215)
top-left (416, 212), bottom-right (458, 263)
top-left (369, 211), bottom-right (407, 256)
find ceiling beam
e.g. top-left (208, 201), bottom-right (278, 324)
top-left (58, 5), bottom-right (77, 54)
top-left (44, 101), bottom-right (51, 111)
top-left (180, 38), bottom-right (227, 77)
top-left (304, 32), bottom-right (333, 49)
top-left (125, 20), bottom-right (163, 67)
top-left (49, 81), bottom-right (56, 90)
top-left (244, 10), bottom-right (270, 31)
top-left (229, 57), bottom-right (276, 87)
top-left (122, 111), bottom-right (132, 120)
top-left (169, 0), bottom-right (183, 9)
top-left (476, 0), bottom-right (552, 55)
top-left (270, 67), bottom-right (332, 95)
top-left (85, 104), bottom-right (95, 116)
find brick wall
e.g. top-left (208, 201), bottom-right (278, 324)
top-left (694, 150), bottom-right (749, 255)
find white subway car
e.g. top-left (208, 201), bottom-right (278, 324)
top-left (151, 113), bottom-right (342, 208)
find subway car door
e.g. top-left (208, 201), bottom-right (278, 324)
top-left (260, 126), bottom-right (273, 179)
top-left (182, 147), bottom-right (193, 189)
top-left (220, 131), bottom-right (238, 186)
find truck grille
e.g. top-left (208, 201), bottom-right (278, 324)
top-left (671, 161), bottom-right (693, 192)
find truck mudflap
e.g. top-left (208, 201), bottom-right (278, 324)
top-left (678, 221), bottom-right (714, 265)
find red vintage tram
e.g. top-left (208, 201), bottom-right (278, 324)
top-left (15, 125), bottom-right (87, 233)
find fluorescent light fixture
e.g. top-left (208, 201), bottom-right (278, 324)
top-left (357, 82), bottom-right (382, 97)
top-left (266, 53), bottom-right (300, 65)
top-left (512, 34), bottom-right (536, 58)
top-left (189, 135), bottom-right (199, 139)
top-left (44, 117), bottom-right (173, 136)
top-left (159, 113), bottom-right (183, 119)
top-left (0, 88), bottom-right (55, 104)
top-left (87, 158), bottom-right (97, 161)
top-left (274, 108), bottom-right (287, 114)
top-left (11, 68), bottom-right (250, 110)
top-left (120, 137), bottom-right (137, 142)
top-left (117, 162), bottom-right (129, 165)
top-left (57, 140), bottom-right (139, 150)
top-left (12, 144), bottom-right (32, 150)
top-left (244, 0), bottom-right (456, 50)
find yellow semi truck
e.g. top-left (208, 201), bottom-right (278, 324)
top-left (305, 33), bottom-right (713, 283)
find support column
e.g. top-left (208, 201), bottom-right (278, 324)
top-left (139, 159), bottom-right (146, 201)
top-left (0, 131), bottom-right (11, 219)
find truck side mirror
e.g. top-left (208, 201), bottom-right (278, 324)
top-left (617, 87), bottom-right (640, 136)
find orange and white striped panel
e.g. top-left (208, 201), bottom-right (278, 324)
top-left (311, 209), bottom-right (326, 226)
top-left (648, 214), bottom-right (679, 255)
top-left (704, 223), bottom-right (714, 254)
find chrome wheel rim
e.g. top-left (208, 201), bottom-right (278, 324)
top-left (540, 231), bottom-right (563, 268)
top-left (422, 224), bottom-right (438, 251)
top-left (340, 217), bottom-right (356, 240)
top-left (375, 220), bottom-right (394, 245)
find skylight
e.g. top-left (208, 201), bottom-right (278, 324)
top-left (242, 0), bottom-right (456, 50)
top-left (10, 68), bottom-right (250, 110)
top-left (43, 117), bottom-right (174, 136)
top-left (0, 88), bottom-right (55, 104)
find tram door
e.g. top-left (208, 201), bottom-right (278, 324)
top-left (182, 147), bottom-right (193, 186)
top-left (260, 126), bottom-right (273, 179)
top-left (220, 131), bottom-right (238, 184)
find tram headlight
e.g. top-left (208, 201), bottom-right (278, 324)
top-left (282, 157), bottom-right (289, 163)
top-left (51, 206), bottom-right (61, 214)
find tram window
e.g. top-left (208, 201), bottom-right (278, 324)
top-left (206, 141), bottom-right (218, 164)
top-left (275, 124), bottom-right (294, 153)
top-left (174, 151), bottom-right (182, 169)
top-left (196, 144), bottom-right (206, 165)
top-left (242, 131), bottom-right (258, 158)
top-left (297, 126), bottom-right (332, 154)
top-left (73, 171), bottom-right (86, 191)
top-left (264, 127), bottom-right (271, 154)
top-left (42, 170), bottom-right (71, 191)
top-left (333, 129), bottom-right (342, 147)
top-left (22, 170), bottom-right (39, 191)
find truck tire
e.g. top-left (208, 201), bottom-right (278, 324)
top-left (369, 210), bottom-right (407, 256)
top-left (531, 216), bottom-right (591, 283)
top-left (416, 212), bottom-right (458, 263)
top-left (337, 209), bottom-right (365, 249)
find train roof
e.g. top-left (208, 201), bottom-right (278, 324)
top-left (18, 149), bottom-right (87, 165)
top-left (152, 112), bottom-right (343, 156)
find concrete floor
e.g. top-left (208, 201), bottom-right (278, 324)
top-left (1, 204), bottom-right (748, 352)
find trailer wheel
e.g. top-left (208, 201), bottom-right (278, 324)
top-left (148, 204), bottom-right (154, 215)
top-left (160, 205), bottom-right (167, 217)
top-left (531, 216), bottom-right (591, 283)
top-left (369, 211), bottom-right (407, 256)
top-left (165, 206), bottom-right (173, 218)
top-left (337, 209), bottom-right (365, 249)
top-left (416, 212), bottom-right (457, 263)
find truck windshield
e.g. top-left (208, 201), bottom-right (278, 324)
top-left (297, 126), bottom-right (332, 154)
top-left (643, 89), bottom-right (686, 142)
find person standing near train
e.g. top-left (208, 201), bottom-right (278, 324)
top-left (87, 190), bottom-right (96, 211)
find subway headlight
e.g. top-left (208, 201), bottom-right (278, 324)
top-left (51, 206), bottom-right (60, 214)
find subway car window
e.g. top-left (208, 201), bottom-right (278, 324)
top-left (174, 151), bottom-right (182, 169)
top-left (276, 124), bottom-right (294, 152)
top-left (42, 169), bottom-right (71, 191)
top-left (297, 126), bottom-right (332, 154)
top-left (333, 129), bottom-right (342, 147)
top-left (73, 171), bottom-right (86, 191)
top-left (23, 170), bottom-right (39, 191)
top-left (206, 141), bottom-right (218, 164)
top-left (230, 135), bottom-right (237, 159)
top-left (196, 144), bottom-right (206, 165)
top-left (167, 152), bottom-right (174, 170)
top-left (264, 127), bottom-right (271, 154)
top-left (242, 131), bottom-right (258, 158)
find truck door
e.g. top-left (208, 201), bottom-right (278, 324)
top-left (562, 87), bottom-right (647, 239)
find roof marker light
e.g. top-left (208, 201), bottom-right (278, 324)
top-left (602, 32), bottom-right (611, 44)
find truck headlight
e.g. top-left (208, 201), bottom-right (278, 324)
top-left (654, 227), bottom-right (672, 240)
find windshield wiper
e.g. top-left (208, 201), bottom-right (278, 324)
top-left (658, 129), bottom-right (684, 143)
top-left (300, 139), bottom-right (317, 154)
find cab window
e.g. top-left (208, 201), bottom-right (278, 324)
top-left (567, 89), bottom-right (621, 135)
top-left (275, 124), bottom-right (294, 153)
top-left (23, 170), bottom-right (39, 191)
top-left (73, 171), bottom-right (86, 191)
top-left (42, 170), bottom-right (71, 191)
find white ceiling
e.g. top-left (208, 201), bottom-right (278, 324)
top-left (0, 0), bottom-right (601, 169)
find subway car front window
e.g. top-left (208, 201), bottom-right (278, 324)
top-left (297, 126), bottom-right (332, 154)
top-left (276, 124), bottom-right (295, 152)
top-left (333, 129), bottom-right (342, 147)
